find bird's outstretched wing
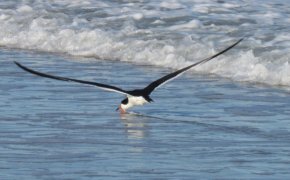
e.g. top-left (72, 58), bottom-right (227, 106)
top-left (14, 61), bottom-right (130, 95)
top-left (143, 38), bottom-right (243, 95)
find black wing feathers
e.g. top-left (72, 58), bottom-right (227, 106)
top-left (14, 61), bottom-right (129, 95)
top-left (144, 38), bottom-right (243, 95)
top-left (14, 38), bottom-right (242, 98)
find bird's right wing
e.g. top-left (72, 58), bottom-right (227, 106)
top-left (14, 61), bottom-right (131, 96)
top-left (144, 38), bottom-right (243, 95)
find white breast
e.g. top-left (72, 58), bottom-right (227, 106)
top-left (128, 96), bottom-right (148, 106)
top-left (121, 96), bottom-right (149, 110)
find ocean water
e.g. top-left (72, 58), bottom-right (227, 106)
top-left (1, 0), bottom-right (290, 179)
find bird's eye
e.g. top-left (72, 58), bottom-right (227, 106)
top-left (121, 98), bottom-right (128, 104)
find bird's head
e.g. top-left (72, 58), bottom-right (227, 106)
top-left (116, 98), bottom-right (129, 114)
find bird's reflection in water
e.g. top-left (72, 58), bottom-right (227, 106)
top-left (120, 112), bottom-right (148, 140)
top-left (120, 113), bottom-right (150, 153)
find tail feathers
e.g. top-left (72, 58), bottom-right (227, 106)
top-left (145, 96), bottom-right (154, 103)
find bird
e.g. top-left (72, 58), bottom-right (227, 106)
top-left (14, 38), bottom-right (243, 113)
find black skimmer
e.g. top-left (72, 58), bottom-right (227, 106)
top-left (14, 38), bottom-right (243, 113)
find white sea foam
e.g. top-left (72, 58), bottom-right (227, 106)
top-left (169, 20), bottom-right (202, 30)
top-left (1, 0), bottom-right (290, 87)
top-left (160, 0), bottom-right (185, 9)
top-left (17, 5), bottom-right (33, 13)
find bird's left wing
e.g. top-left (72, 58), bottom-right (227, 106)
top-left (14, 61), bottom-right (131, 96)
top-left (144, 38), bottom-right (243, 95)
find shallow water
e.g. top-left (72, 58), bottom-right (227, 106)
top-left (1, 49), bottom-right (290, 179)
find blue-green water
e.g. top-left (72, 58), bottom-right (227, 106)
top-left (1, 49), bottom-right (290, 179)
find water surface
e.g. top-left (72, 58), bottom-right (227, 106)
top-left (1, 49), bottom-right (290, 179)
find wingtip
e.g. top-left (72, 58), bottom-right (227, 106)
top-left (14, 61), bottom-right (30, 72)
top-left (14, 61), bottom-right (21, 67)
top-left (239, 35), bottom-right (249, 42)
top-left (234, 37), bottom-right (244, 45)
top-left (227, 37), bottom-right (244, 50)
